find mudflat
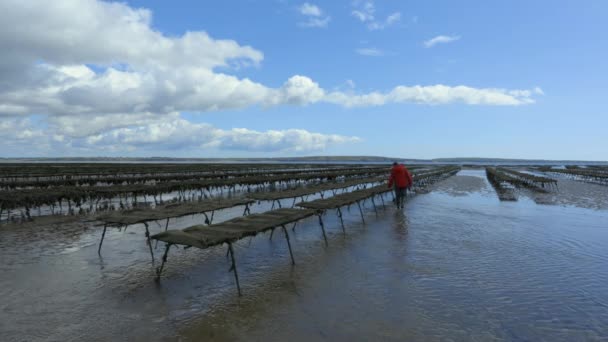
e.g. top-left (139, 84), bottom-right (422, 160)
top-left (1, 169), bottom-right (607, 341)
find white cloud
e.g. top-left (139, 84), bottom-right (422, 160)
top-left (424, 35), bottom-right (461, 48)
top-left (356, 48), bottom-right (385, 56)
top-left (0, 0), bottom-right (538, 118)
top-left (0, 118), bottom-right (45, 141)
top-left (299, 3), bottom-right (322, 16)
top-left (0, 114), bottom-right (360, 154)
top-left (351, 1), bottom-right (375, 22)
top-left (214, 128), bottom-right (360, 152)
top-left (351, 1), bottom-right (400, 30)
top-left (298, 3), bottom-right (330, 28)
top-left (325, 85), bottom-right (542, 107)
top-left (276, 75), bottom-right (325, 105)
top-left (0, 0), bottom-right (542, 155)
top-left (0, 0), bottom-right (270, 118)
top-left (0, 118), bottom-right (53, 155)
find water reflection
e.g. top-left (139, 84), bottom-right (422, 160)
top-left (391, 210), bottom-right (409, 241)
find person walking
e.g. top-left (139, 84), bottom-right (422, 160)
top-left (388, 162), bottom-right (413, 209)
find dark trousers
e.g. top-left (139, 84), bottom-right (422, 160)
top-left (394, 186), bottom-right (407, 208)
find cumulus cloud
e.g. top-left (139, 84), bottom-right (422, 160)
top-left (0, 114), bottom-right (360, 155)
top-left (298, 3), bottom-right (330, 28)
top-left (0, 0), bottom-right (269, 118)
top-left (0, 0), bottom-right (541, 154)
top-left (85, 117), bottom-right (360, 152)
top-left (424, 35), bottom-right (461, 48)
top-left (351, 1), bottom-right (400, 30)
top-left (325, 85), bottom-right (539, 107)
top-left (276, 75), bottom-right (325, 105)
top-left (0, 0), bottom-right (539, 117)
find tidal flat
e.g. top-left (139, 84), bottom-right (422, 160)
top-left (1, 168), bottom-right (607, 341)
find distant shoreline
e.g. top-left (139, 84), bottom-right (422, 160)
top-left (0, 156), bottom-right (606, 166)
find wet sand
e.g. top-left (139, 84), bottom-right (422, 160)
top-left (1, 169), bottom-right (608, 341)
top-left (525, 176), bottom-right (608, 210)
top-left (426, 174), bottom-right (489, 197)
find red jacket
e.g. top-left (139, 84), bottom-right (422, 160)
top-left (388, 164), bottom-right (413, 188)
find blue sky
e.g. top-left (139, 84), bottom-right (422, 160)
top-left (0, 0), bottom-right (607, 160)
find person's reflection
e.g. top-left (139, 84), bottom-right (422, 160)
top-left (392, 210), bottom-right (409, 242)
top-left (390, 210), bottom-right (410, 268)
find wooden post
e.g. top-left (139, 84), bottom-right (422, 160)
top-left (227, 243), bottom-right (242, 296)
top-left (336, 207), bottom-right (346, 234)
top-left (318, 214), bottom-right (328, 246)
top-left (155, 243), bottom-right (172, 280)
top-left (371, 197), bottom-right (379, 217)
top-left (98, 223), bottom-right (107, 255)
top-left (144, 222), bottom-right (155, 265)
top-left (356, 201), bottom-right (366, 224)
top-left (155, 218), bottom-right (170, 249)
top-left (281, 225), bottom-right (295, 265)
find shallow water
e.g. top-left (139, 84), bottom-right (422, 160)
top-left (1, 170), bottom-right (608, 341)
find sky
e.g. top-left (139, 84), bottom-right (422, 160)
top-left (0, 0), bottom-right (607, 160)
